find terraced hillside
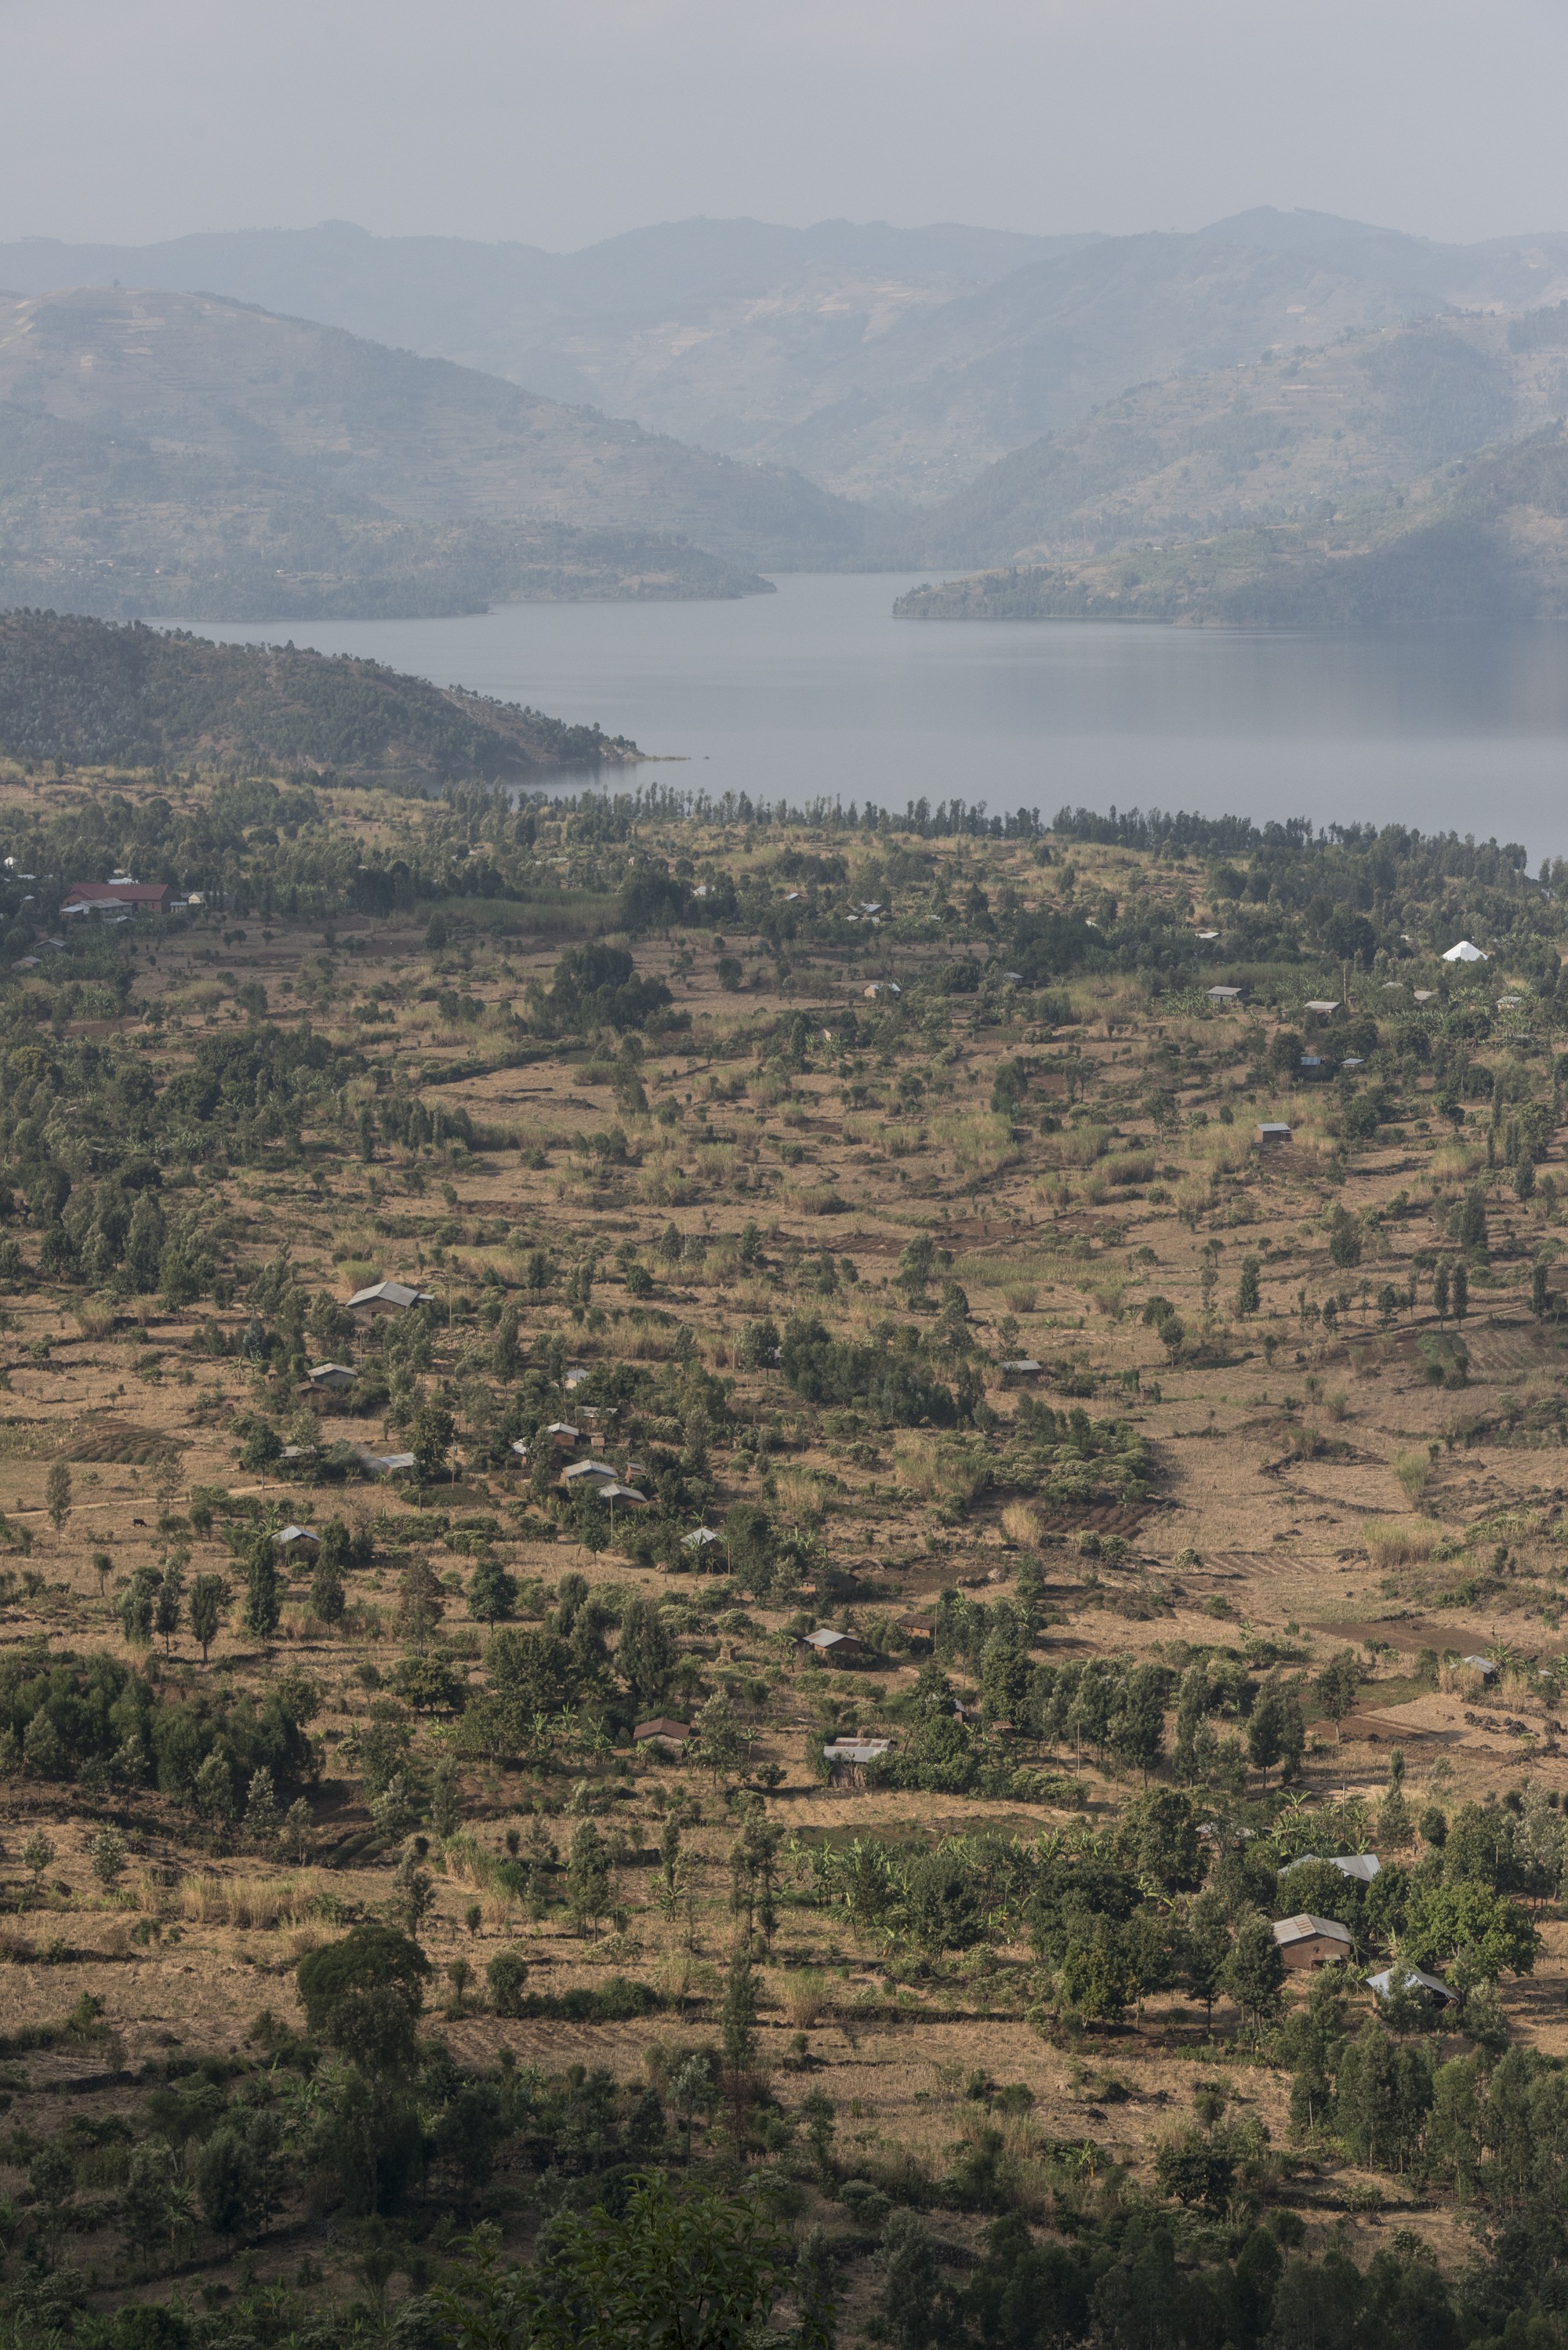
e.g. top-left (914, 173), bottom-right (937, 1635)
top-left (0, 777), bottom-right (1567, 2344)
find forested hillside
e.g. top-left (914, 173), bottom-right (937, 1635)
top-left (0, 612), bottom-right (638, 773)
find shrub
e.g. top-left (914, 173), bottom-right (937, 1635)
top-left (486, 1948), bottom-right (528, 2016)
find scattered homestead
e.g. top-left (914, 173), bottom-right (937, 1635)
top-left (6, 766), bottom-right (1568, 2341)
top-left (1280, 1851), bottom-right (1382, 1885)
top-left (1367, 1963), bottom-right (1457, 2007)
top-left (1272, 1913), bottom-right (1355, 1969)
top-left (348, 1277), bottom-right (435, 1320)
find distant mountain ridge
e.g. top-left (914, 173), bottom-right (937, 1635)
top-left (0, 285), bottom-right (880, 618)
top-left (906, 308), bottom-right (1568, 570)
top-left (894, 422), bottom-right (1568, 627)
top-left (6, 210), bottom-right (1568, 502)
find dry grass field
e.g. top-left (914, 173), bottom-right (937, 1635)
top-left (2, 765), bottom-right (1567, 2345)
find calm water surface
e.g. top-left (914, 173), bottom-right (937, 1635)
top-left (180, 574), bottom-right (1568, 859)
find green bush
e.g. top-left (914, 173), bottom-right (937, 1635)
top-left (486, 1949), bottom-right (529, 2016)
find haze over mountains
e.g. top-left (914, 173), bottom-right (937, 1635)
top-left (909, 307), bottom-right (1568, 555)
top-left (7, 208), bottom-right (1568, 622)
top-left (7, 209), bottom-right (1568, 502)
top-left (0, 286), bottom-right (873, 618)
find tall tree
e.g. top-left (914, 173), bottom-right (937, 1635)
top-left (244, 1537), bottom-right (281, 1642)
top-left (45, 1461), bottom-right (71, 1542)
top-left (188, 1573), bottom-right (230, 1662)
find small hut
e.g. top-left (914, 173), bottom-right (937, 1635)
top-left (1272, 1913), bottom-right (1352, 1970)
top-left (347, 1280), bottom-right (434, 1324)
top-left (798, 1627), bottom-right (866, 1662)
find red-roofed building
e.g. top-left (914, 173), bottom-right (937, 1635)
top-left (61, 881), bottom-right (175, 917)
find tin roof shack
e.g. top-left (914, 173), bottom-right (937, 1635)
top-left (633, 1718), bottom-right (691, 1753)
top-left (354, 1448), bottom-right (417, 1478)
top-left (1207, 985), bottom-right (1243, 1004)
top-left (1272, 1913), bottom-right (1353, 1970)
top-left (347, 1280), bottom-right (434, 1324)
top-left (823, 1738), bottom-right (891, 1785)
top-left (274, 1525), bottom-right (321, 1560)
top-left (1281, 1853), bottom-right (1381, 1886)
top-left (1367, 1966), bottom-right (1456, 2010)
top-left (798, 1627), bottom-right (866, 1663)
top-left (561, 1460), bottom-right (619, 1490)
top-left (1254, 1123), bottom-right (1291, 1148)
top-left (303, 1363), bottom-right (356, 1392)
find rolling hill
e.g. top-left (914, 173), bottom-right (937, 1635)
top-left (0, 609), bottom-right (639, 774)
top-left (904, 311), bottom-right (1566, 570)
top-left (0, 287), bottom-right (880, 617)
top-left (6, 211), bottom-right (1568, 503)
top-left (894, 422), bottom-right (1568, 627)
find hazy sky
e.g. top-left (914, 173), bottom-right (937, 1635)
top-left (4, 0), bottom-right (1566, 251)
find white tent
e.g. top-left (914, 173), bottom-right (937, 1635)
top-left (1442, 939), bottom-right (1488, 963)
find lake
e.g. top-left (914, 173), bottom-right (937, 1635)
top-left (180, 574), bottom-right (1568, 859)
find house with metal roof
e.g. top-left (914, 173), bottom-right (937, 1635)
top-left (354, 1447), bottom-right (417, 1477)
top-left (61, 880), bottom-right (175, 918)
top-left (799, 1626), bottom-right (865, 1658)
top-left (1280, 1852), bottom-right (1381, 1884)
top-left (1272, 1913), bottom-right (1352, 1968)
top-left (823, 1738), bottom-right (891, 1782)
top-left (347, 1280), bottom-right (434, 1321)
top-left (1367, 1965), bottom-right (1454, 2007)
